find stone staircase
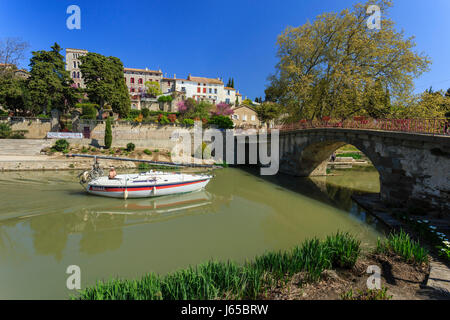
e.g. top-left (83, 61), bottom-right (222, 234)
top-left (0, 139), bottom-right (52, 156)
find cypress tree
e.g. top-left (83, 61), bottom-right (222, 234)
top-left (104, 117), bottom-right (112, 149)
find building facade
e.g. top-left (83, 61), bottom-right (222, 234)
top-left (64, 48), bottom-right (246, 112)
top-left (124, 67), bottom-right (163, 110)
top-left (162, 74), bottom-right (244, 107)
top-left (65, 48), bottom-right (88, 88)
top-left (231, 105), bottom-right (261, 128)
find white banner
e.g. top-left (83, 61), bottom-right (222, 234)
top-left (47, 132), bottom-right (84, 139)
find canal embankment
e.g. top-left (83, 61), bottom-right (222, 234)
top-left (0, 138), bottom-right (214, 172)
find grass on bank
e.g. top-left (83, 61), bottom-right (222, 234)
top-left (336, 152), bottom-right (362, 160)
top-left (376, 230), bottom-right (429, 265)
top-left (76, 231), bottom-right (430, 300)
top-left (75, 232), bottom-right (361, 300)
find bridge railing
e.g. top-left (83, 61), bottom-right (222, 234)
top-left (273, 118), bottom-right (450, 136)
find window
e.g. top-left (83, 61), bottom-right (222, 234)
top-left (251, 115), bottom-right (256, 121)
top-left (131, 88), bottom-right (135, 92)
top-left (233, 114), bottom-right (239, 120)
top-left (77, 72), bottom-right (80, 78)
top-left (227, 90), bottom-right (230, 95)
top-left (73, 61), bottom-right (76, 68)
top-left (203, 88), bottom-right (206, 93)
top-left (243, 115), bottom-right (247, 121)
top-left (214, 89), bottom-right (217, 94)
top-left (181, 87), bottom-right (186, 92)
top-left (131, 78), bottom-right (135, 84)
top-left (197, 87), bottom-right (201, 93)
top-left (209, 88), bottom-right (212, 93)
top-left (138, 78), bottom-right (143, 84)
top-left (225, 98), bottom-right (230, 104)
top-left (72, 71), bottom-right (76, 78)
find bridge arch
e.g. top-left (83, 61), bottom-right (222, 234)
top-left (276, 129), bottom-right (450, 211)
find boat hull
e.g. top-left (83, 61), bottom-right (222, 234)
top-left (87, 178), bottom-right (211, 199)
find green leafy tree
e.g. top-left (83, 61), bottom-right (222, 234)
top-left (27, 43), bottom-right (79, 115)
top-left (268, 0), bottom-right (430, 120)
top-left (145, 81), bottom-right (162, 98)
top-left (242, 98), bottom-right (254, 107)
top-left (0, 75), bottom-right (30, 115)
top-left (78, 103), bottom-right (99, 119)
top-left (255, 102), bottom-right (283, 128)
top-left (80, 53), bottom-right (130, 118)
top-left (104, 117), bottom-right (112, 149)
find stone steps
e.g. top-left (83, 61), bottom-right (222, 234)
top-left (0, 139), bottom-right (51, 156)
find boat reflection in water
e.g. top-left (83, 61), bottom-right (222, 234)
top-left (89, 190), bottom-right (216, 227)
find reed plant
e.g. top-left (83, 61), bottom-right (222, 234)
top-left (376, 230), bottom-right (428, 265)
top-left (76, 232), bottom-right (361, 300)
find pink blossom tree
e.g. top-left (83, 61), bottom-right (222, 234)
top-left (212, 103), bottom-right (234, 116)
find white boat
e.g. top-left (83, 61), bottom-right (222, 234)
top-left (86, 170), bottom-right (213, 199)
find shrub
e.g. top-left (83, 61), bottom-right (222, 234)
top-left (78, 103), bottom-right (98, 120)
top-left (158, 95), bottom-right (173, 103)
top-left (9, 130), bottom-right (28, 139)
top-left (53, 139), bottom-right (70, 152)
top-left (104, 117), bottom-right (113, 149)
top-left (0, 123), bottom-right (12, 138)
top-left (182, 118), bottom-right (195, 126)
top-left (142, 108), bottom-right (150, 119)
top-left (126, 142), bottom-right (135, 152)
top-left (158, 114), bottom-right (170, 125)
top-left (168, 114), bottom-right (177, 123)
top-left (209, 115), bottom-right (234, 129)
top-left (143, 149), bottom-right (152, 155)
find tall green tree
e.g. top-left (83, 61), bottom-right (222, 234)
top-left (27, 43), bottom-right (78, 115)
top-left (104, 117), bottom-right (112, 149)
top-left (80, 53), bottom-right (130, 118)
top-left (267, 0), bottom-right (430, 121)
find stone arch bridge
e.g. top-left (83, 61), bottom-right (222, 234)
top-left (233, 128), bottom-right (450, 211)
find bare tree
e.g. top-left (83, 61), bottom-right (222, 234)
top-left (0, 37), bottom-right (30, 74)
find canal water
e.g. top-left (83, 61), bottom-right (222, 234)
top-left (0, 167), bottom-right (383, 299)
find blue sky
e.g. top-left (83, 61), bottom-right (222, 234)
top-left (1, 0), bottom-right (449, 99)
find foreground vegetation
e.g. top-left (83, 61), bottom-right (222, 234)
top-left (76, 232), bottom-right (362, 300)
top-left (376, 230), bottom-right (429, 265)
top-left (75, 230), bottom-right (432, 300)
